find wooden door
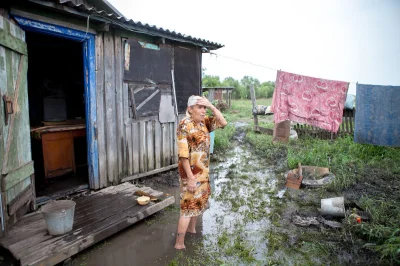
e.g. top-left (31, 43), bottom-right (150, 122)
top-left (0, 15), bottom-right (35, 236)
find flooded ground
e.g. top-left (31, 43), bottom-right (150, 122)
top-left (68, 123), bottom-right (283, 266)
top-left (65, 122), bottom-right (383, 266)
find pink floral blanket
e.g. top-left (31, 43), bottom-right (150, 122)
top-left (272, 71), bottom-right (349, 133)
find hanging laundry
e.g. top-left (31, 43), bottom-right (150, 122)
top-left (354, 84), bottom-right (400, 147)
top-left (272, 71), bottom-right (349, 133)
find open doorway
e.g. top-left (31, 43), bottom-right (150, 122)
top-left (26, 31), bottom-right (89, 203)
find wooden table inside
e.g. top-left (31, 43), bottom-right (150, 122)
top-left (31, 124), bottom-right (86, 179)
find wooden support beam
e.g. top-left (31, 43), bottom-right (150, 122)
top-left (121, 164), bottom-right (177, 183)
top-left (249, 85), bottom-right (259, 132)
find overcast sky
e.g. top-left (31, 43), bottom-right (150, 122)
top-left (109, 0), bottom-right (400, 94)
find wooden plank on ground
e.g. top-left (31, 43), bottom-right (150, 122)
top-left (104, 31), bottom-right (117, 185)
top-left (95, 33), bottom-right (107, 188)
top-left (73, 186), bottom-right (145, 221)
top-left (73, 193), bottom-right (139, 229)
top-left (20, 196), bottom-right (175, 266)
top-left (9, 231), bottom-right (53, 259)
top-left (74, 185), bottom-right (163, 220)
top-left (73, 183), bottom-right (134, 209)
top-left (12, 185), bottom-right (160, 260)
top-left (0, 218), bottom-right (47, 248)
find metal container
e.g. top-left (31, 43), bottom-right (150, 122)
top-left (41, 200), bottom-right (76, 235)
top-left (320, 197), bottom-right (345, 217)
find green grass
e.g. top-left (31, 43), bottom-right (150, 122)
top-left (244, 130), bottom-right (287, 167)
top-left (213, 124), bottom-right (235, 151)
top-left (223, 98), bottom-right (273, 123)
top-left (205, 99), bottom-right (400, 264)
top-left (213, 98), bottom-right (273, 151)
top-left (287, 135), bottom-right (400, 191)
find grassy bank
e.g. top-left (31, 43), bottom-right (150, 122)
top-left (217, 99), bottom-right (400, 264)
top-left (213, 98), bottom-right (273, 152)
top-left (287, 136), bottom-right (400, 264)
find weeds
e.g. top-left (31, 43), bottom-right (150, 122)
top-left (287, 135), bottom-right (400, 191)
top-left (245, 130), bottom-right (287, 164)
top-left (214, 124), bottom-right (235, 151)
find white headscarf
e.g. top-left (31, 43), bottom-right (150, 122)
top-left (186, 95), bottom-right (202, 117)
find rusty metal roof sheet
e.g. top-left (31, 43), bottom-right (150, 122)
top-left (46, 0), bottom-right (224, 50)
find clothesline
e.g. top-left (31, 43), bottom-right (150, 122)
top-left (208, 51), bottom-right (362, 86)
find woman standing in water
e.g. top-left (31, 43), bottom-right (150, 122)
top-left (175, 95), bottom-right (227, 249)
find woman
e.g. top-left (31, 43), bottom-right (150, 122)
top-left (175, 95), bottom-right (227, 249)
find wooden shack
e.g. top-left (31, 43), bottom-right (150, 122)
top-left (203, 86), bottom-right (234, 107)
top-left (0, 0), bottom-right (223, 238)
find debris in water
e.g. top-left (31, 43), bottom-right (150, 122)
top-left (287, 165), bottom-right (336, 188)
top-left (291, 213), bottom-right (344, 229)
top-left (291, 214), bottom-right (320, 227)
top-left (285, 163), bottom-right (304, 189)
top-left (276, 188), bottom-right (287, 199)
top-left (320, 217), bottom-right (343, 229)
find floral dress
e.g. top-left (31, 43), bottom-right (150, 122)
top-left (177, 116), bottom-right (222, 217)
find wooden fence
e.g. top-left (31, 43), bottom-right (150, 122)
top-left (249, 85), bottom-right (356, 140)
top-left (294, 109), bottom-right (356, 139)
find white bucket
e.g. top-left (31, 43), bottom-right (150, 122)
top-left (41, 200), bottom-right (76, 236)
top-left (320, 197), bottom-right (345, 217)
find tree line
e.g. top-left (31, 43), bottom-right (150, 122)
top-left (202, 74), bottom-right (275, 100)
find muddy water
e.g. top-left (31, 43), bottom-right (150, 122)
top-left (70, 124), bottom-right (279, 265)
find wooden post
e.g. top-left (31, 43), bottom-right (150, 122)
top-left (249, 85), bottom-right (258, 132)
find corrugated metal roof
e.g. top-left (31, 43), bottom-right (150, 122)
top-left (54, 0), bottom-right (224, 50)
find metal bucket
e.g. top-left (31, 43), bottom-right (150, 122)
top-left (320, 197), bottom-right (345, 217)
top-left (41, 200), bottom-right (76, 236)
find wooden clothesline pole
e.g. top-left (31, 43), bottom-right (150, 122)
top-left (249, 85), bottom-right (258, 132)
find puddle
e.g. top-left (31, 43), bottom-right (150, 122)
top-left (70, 127), bottom-right (279, 265)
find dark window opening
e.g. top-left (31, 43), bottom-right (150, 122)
top-left (174, 46), bottom-right (201, 113)
top-left (123, 39), bottom-right (172, 84)
top-left (128, 84), bottom-right (162, 119)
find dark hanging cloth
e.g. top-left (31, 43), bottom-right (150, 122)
top-left (354, 84), bottom-right (400, 147)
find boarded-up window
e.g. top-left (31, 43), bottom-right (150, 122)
top-left (128, 84), bottom-right (161, 119)
top-left (124, 39), bottom-right (172, 84)
top-left (174, 46), bottom-right (201, 113)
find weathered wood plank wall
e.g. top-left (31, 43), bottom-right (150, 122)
top-left (95, 30), bottom-right (178, 188)
top-left (0, 18), bottom-right (32, 204)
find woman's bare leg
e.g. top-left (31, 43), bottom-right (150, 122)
top-left (187, 217), bottom-right (197, 233)
top-left (175, 216), bottom-right (191, 249)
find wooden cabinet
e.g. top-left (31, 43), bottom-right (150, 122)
top-left (31, 125), bottom-right (86, 179)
